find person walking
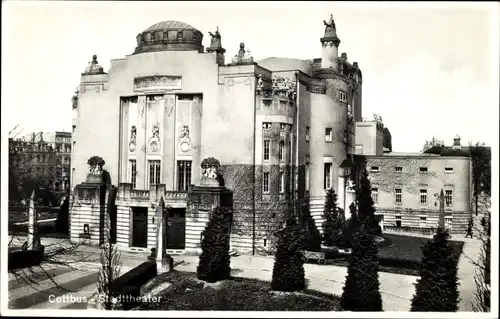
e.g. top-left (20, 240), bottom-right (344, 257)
top-left (465, 220), bottom-right (473, 238)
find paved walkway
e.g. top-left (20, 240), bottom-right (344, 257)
top-left (8, 235), bottom-right (483, 311)
top-left (453, 234), bottom-right (482, 311)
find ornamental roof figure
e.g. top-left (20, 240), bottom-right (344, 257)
top-left (208, 26), bottom-right (222, 48)
top-left (83, 55), bottom-right (104, 75)
top-left (323, 14), bottom-right (337, 38)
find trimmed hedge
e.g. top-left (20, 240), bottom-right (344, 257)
top-left (110, 261), bottom-right (157, 310)
top-left (8, 248), bottom-right (44, 271)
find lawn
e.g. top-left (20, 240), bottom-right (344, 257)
top-left (324, 233), bottom-right (465, 276)
top-left (137, 271), bottom-right (341, 311)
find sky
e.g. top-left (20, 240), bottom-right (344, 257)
top-left (2, 1), bottom-right (499, 153)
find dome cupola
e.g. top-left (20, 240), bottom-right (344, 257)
top-left (134, 20), bottom-right (204, 54)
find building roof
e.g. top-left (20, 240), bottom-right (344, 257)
top-left (134, 20), bottom-right (204, 55)
top-left (143, 20), bottom-right (198, 32)
top-left (256, 57), bottom-right (313, 75)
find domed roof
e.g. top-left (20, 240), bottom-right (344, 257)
top-left (143, 20), bottom-right (198, 32)
top-left (133, 20), bottom-right (204, 55)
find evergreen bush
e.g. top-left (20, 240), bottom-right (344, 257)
top-left (271, 217), bottom-right (306, 292)
top-left (300, 205), bottom-right (322, 252)
top-left (410, 227), bottom-right (460, 312)
top-left (322, 189), bottom-right (346, 247)
top-left (340, 223), bottom-right (383, 311)
top-left (197, 207), bottom-right (232, 283)
top-left (357, 168), bottom-right (380, 235)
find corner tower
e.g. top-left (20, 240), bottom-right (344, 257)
top-left (320, 14), bottom-right (341, 70)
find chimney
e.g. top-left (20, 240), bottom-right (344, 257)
top-left (452, 134), bottom-right (461, 149)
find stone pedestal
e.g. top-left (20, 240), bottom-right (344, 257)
top-left (185, 185), bottom-right (233, 255)
top-left (70, 178), bottom-right (107, 246)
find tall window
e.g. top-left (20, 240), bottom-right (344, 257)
top-left (420, 189), bottom-right (427, 205)
top-left (395, 188), bottom-right (402, 204)
top-left (325, 128), bottom-right (333, 142)
top-left (129, 160), bottom-right (137, 189)
top-left (148, 160), bottom-right (161, 185)
top-left (279, 141), bottom-right (285, 161)
top-left (305, 126), bottom-right (310, 142)
top-left (445, 190), bottom-right (453, 206)
top-left (263, 172), bottom-right (270, 193)
top-left (371, 187), bottom-right (378, 203)
top-left (263, 140), bottom-right (270, 161)
top-left (177, 160), bottom-right (192, 191)
top-left (324, 163), bottom-right (332, 189)
top-left (279, 172), bottom-right (285, 194)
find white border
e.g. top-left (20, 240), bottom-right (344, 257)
top-left (2, 1), bottom-right (499, 318)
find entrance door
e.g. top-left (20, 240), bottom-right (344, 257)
top-left (166, 208), bottom-right (186, 249)
top-left (132, 207), bottom-right (148, 248)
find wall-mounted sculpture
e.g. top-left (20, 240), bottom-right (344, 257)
top-left (129, 125), bottom-right (137, 152)
top-left (149, 123), bottom-right (160, 153)
top-left (178, 125), bottom-right (192, 153)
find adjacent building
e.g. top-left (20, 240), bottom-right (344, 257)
top-left (9, 131), bottom-right (72, 196)
top-left (349, 131), bottom-right (473, 234)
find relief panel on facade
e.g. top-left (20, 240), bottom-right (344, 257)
top-left (178, 125), bottom-right (192, 153)
top-left (175, 97), bottom-right (194, 157)
top-left (127, 99), bottom-right (138, 154)
top-left (134, 75), bottom-right (182, 92)
top-left (147, 96), bottom-right (163, 155)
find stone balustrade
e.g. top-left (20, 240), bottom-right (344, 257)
top-left (165, 191), bottom-right (187, 200)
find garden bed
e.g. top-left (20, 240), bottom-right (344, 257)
top-left (138, 271), bottom-right (341, 311)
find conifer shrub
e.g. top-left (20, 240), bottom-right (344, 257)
top-left (271, 217), bottom-right (306, 292)
top-left (410, 227), bottom-right (460, 312)
top-left (197, 207), bottom-right (231, 283)
top-left (322, 189), bottom-right (346, 247)
top-left (340, 223), bottom-right (383, 311)
top-left (300, 205), bottom-right (322, 252)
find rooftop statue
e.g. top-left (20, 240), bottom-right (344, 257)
top-left (83, 55), bottom-right (104, 75)
top-left (324, 14), bottom-right (336, 30)
top-left (323, 14), bottom-right (337, 37)
top-left (208, 26), bottom-right (222, 48)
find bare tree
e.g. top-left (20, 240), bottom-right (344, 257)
top-left (7, 129), bottom-right (96, 293)
top-left (471, 199), bottom-right (491, 312)
top-left (96, 202), bottom-right (122, 310)
top-left (421, 136), bottom-right (445, 153)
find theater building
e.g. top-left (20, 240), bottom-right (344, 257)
top-left (70, 16), bottom-right (365, 254)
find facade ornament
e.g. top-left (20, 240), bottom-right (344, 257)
top-left (201, 157), bottom-right (221, 185)
top-left (83, 54), bottom-right (104, 75)
top-left (149, 123), bottom-right (160, 153)
top-left (178, 125), bottom-right (192, 153)
top-left (87, 156), bottom-right (105, 176)
top-left (129, 125), bottom-right (137, 152)
top-left (271, 75), bottom-right (297, 99)
top-left (71, 88), bottom-right (79, 109)
top-left (256, 74), bottom-right (263, 94)
top-left (347, 105), bottom-right (354, 122)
